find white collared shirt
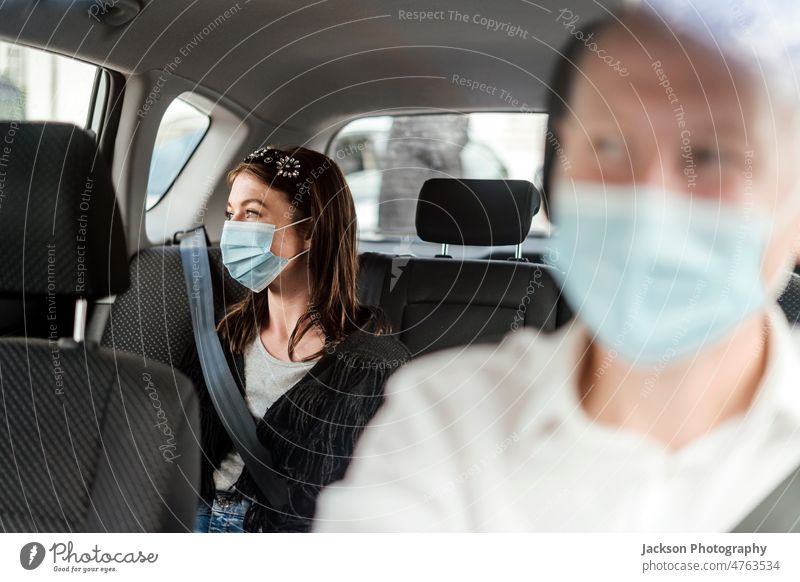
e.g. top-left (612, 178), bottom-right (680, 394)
top-left (313, 307), bottom-right (800, 532)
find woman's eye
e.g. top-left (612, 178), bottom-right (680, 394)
top-left (245, 209), bottom-right (260, 219)
top-left (224, 211), bottom-right (233, 221)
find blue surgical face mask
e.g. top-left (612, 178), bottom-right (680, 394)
top-left (548, 180), bottom-right (772, 367)
top-left (220, 216), bottom-right (311, 293)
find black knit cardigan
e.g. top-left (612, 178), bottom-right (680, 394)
top-left (189, 326), bottom-right (411, 532)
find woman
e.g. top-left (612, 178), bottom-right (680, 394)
top-left (193, 145), bottom-right (410, 533)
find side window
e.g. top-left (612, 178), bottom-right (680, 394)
top-left (329, 112), bottom-right (549, 239)
top-left (0, 40), bottom-right (98, 125)
top-left (145, 97), bottom-right (210, 211)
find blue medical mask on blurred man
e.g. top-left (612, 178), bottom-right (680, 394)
top-left (549, 180), bottom-right (774, 366)
top-left (220, 217), bottom-right (311, 292)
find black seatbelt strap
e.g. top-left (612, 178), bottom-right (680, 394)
top-left (179, 226), bottom-right (289, 509)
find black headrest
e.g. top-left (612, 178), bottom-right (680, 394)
top-left (0, 122), bottom-right (129, 299)
top-left (415, 179), bottom-right (539, 246)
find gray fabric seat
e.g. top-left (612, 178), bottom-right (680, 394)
top-left (362, 179), bottom-right (567, 357)
top-left (0, 122), bottom-right (199, 532)
top-left (102, 242), bottom-right (384, 384)
top-left (103, 179), bottom-right (564, 375)
top-left (365, 253), bottom-right (564, 356)
top-left (102, 244), bottom-right (245, 393)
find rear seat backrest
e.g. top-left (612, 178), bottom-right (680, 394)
top-left (103, 244), bottom-right (382, 383)
top-left (102, 244), bottom-right (246, 389)
top-left (375, 254), bottom-right (561, 356)
top-left (365, 178), bottom-right (564, 357)
top-left (107, 178), bottom-right (565, 371)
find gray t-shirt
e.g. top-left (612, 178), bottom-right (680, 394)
top-left (213, 335), bottom-right (318, 492)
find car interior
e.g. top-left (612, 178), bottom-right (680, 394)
top-left (0, 0), bottom-right (799, 533)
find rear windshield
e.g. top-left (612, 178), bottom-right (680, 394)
top-left (330, 112), bottom-right (549, 240)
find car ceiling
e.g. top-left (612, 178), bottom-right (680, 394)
top-left (0, 0), bottom-right (623, 134)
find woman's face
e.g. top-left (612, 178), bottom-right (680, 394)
top-left (225, 172), bottom-right (310, 261)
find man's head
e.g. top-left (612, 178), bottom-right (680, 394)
top-left (548, 8), bottom-right (800, 289)
top-left (545, 5), bottom-right (800, 365)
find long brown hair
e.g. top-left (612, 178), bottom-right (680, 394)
top-left (217, 145), bottom-right (385, 360)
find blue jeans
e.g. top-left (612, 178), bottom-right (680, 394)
top-left (194, 491), bottom-right (252, 533)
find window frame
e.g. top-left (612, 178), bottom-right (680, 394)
top-left (86, 68), bottom-right (109, 140)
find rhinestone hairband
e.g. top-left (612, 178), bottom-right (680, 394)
top-left (243, 147), bottom-right (302, 180)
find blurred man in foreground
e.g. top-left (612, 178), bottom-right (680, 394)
top-left (314, 3), bottom-right (800, 531)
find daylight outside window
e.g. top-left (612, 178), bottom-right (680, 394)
top-left (0, 40), bottom-right (97, 125)
top-left (145, 97), bottom-right (210, 211)
top-left (330, 112), bottom-right (549, 239)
